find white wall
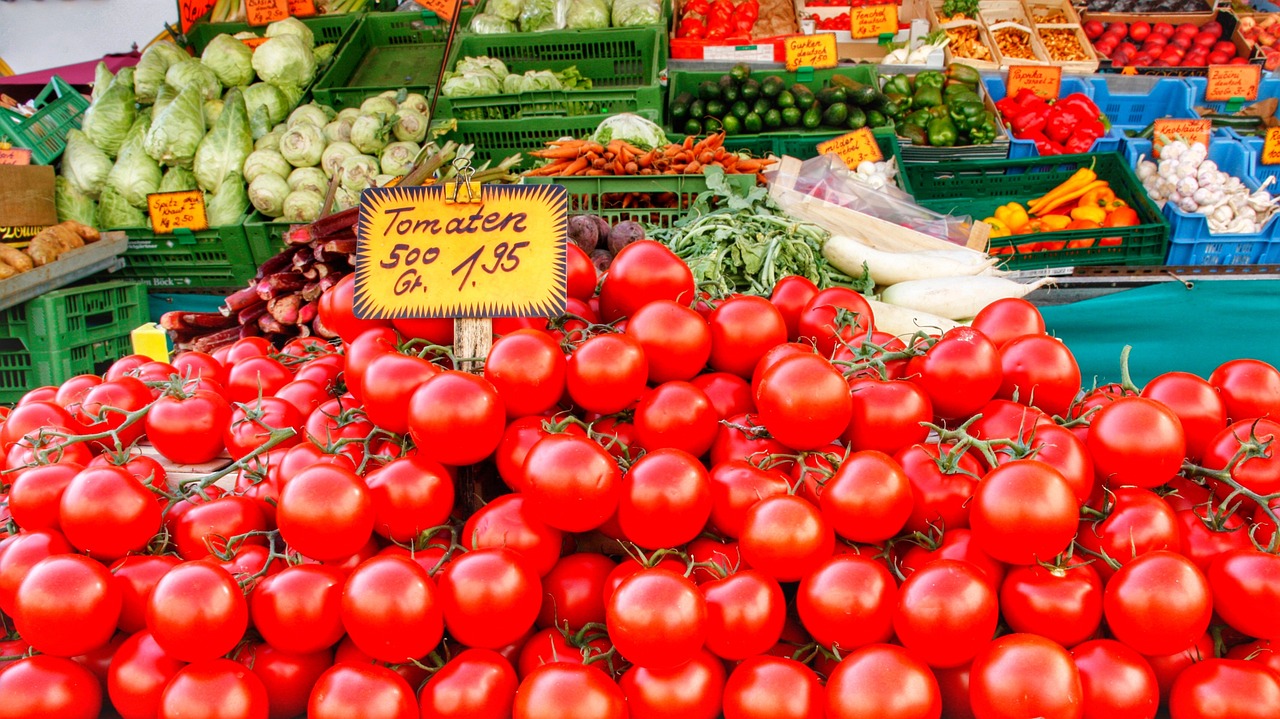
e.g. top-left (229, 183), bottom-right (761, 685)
top-left (0, 0), bottom-right (177, 75)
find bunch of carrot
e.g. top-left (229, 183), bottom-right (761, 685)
top-left (523, 134), bottom-right (774, 178)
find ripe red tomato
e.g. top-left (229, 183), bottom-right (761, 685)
top-left (0, 528), bottom-right (73, 615)
top-left (7, 462), bottom-right (80, 532)
top-left (565, 333), bottom-right (648, 415)
top-left (906, 327), bottom-right (1002, 420)
top-left (707, 459), bottom-right (790, 538)
top-left (739, 495), bottom-right (834, 583)
top-left (277, 463), bottom-right (374, 561)
top-left (633, 382), bottom-right (719, 456)
top-left (626, 300), bottom-right (713, 384)
top-left (1000, 557), bottom-right (1102, 648)
top-left (797, 555), bottom-right (896, 651)
top-left (0, 401), bottom-right (77, 451)
top-left (14, 554), bottom-right (119, 657)
top-left (341, 555), bottom-right (443, 663)
top-left (897, 442), bottom-right (982, 534)
top-left (970, 297), bottom-right (1046, 348)
top-left (996, 335), bottom-right (1081, 417)
top-left (342, 327), bottom-right (398, 403)
top-left (250, 564), bottom-right (345, 654)
top-left (701, 569), bottom-right (785, 661)
top-left (107, 630), bottom-right (184, 719)
top-left (721, 656), bottom-right (823, 719)
top-left (77, 377), bottom-right (152, 447)
top-left (419, 648), bottom-right (518, 719)
top-left (898, 528), bottom-right (1006, 595)
top-left (607, 568), bottom-right (706, 670)
top-left (173, 495), bottom-right (267, 560)
top-left (616, 448), bottom-right (712, 549)
top-left (970, 459), bottom-right (1078, 566)
top-left (1140, 371), bottom-right (1227, 462)
top-left (59, 465), bottom-right (162, 562)
top-left (146, 390), bottom-right (233, 465)
top-left (147, 562), bottom-right (248, 663)
top-left (225, 355), bottom-right (292, 405)
top-left (1104, 550), bottom-right (1212, 656)
top-left (893, 559), bottom-right (998, 669)
top-left (821, 450), bottom-right (912, 543)
top-left (362, 455), bottom-right (454, 543)
top-left (597, 240), bottom-right (695, 323)
top-left (407, 370), bottom-right (506, 466)
top-left (708, 296), bottom-right (789, 379)
top-left (224, 397), bottom-right (304, 461)
top-left (1208, 548), bottom-right (1280, 641)
top-left (308, 663), bottom-right (417, 719)
top-left (755, 353), bottom-right (852, 451)
top-left (1077, 486), bottom-right (1178, 580)
top-left (110, 554), bottom-right (180, 635)
top-left (1202, 418), bottom-right (1280, 496)
top-left (1070, 639), bottom-right (1158, 719)
top-left (969, 634), bottom-right (1083, 719)
top-left (0, 654), bottom-right (102, 719)
top-left (522, 433), bottom-right (621, 533)
top-left (692, 372), bottom-right (754, 418)
top-left (158, 659), bottom-right (269, 719)
top-left (438, 548), bottom-right (542, 650)
top-left (843, 378), bottom-right (932, 456)
top-left (317, 274), bottom-right (393, 344)
top-left (1208, 358), bottom-right (1280, 422)
top-left (565, 242), bottom-right (597, 302)
top-left (620, 647), bottom-right (725, 719)
top-left (463, 493), bottom-right (563, 577)
top-left (232, 643), bottom-right (330, 719)
top-left (1088, 397), bottom-right (1185, 489)
top-left (536, 553), bottom-right (615, 631)
top-left (825, 644), bottom-right (942, 719)
top-left (1168, 658), bottom-right (1280, 719)
top-left (796, 287), bottom-right (873, 358)
top-left (485, 330), bottom-right (566, 419)
top-left (513, 663), bottom-right (627, 719)
top-left (360, 352), bottom-right (440, 435)
top-left (770, 275), bottom-right (819, 342)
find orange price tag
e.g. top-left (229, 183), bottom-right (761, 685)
top-left (849, 4), bottom-right (897, 39)
top-left (1153, 118), bottom-right (1211, 158)
top-left (784, 34), bottom-right (838, 72)
top-left (147, 191), bottom-right (209, 235)
top-left (288, 0), bottom-right (318, 17)
top-left (0, 147), bottom-right (32, 165)
top-left (246, 0), bottom-right (290, 26)
top-left (178, 0), bottom-right (218, 32)
top-left (241, 36), bottom-right (269, 50)
top-left (1262, 127), bottom-right (1280, 166)
top-left (816, 128), bottom-right (883, 168)
top-left (1205, 64), bottom-right (1261, 102)
top-left (1007, 65), bottom-right (1062, 101)
top-left (412, 0), bottom-right (461, 22)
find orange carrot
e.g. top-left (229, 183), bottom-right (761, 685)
top-left (685, 161), bottom-right (702, 174)
top-left (525, 160), bottom-right (572, 176)
top-left (563, 156), bottom-right (591, 175)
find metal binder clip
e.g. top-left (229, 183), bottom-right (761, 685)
top-left (444, 158), bottom-right (483, 204)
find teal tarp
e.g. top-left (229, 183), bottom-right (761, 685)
top-left (1040, 280), bottom-right (1280, 388)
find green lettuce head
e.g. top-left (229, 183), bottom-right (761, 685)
top-left (62, 129), bottom-right (113, 199)
top-left (206, 172), bottom-right (250, 226)
top-left (108, 115), bottom-right (162, 208)
top-left (194, 87), bottom-right (253, 193)
top-left (265, 17), bottom-right (315, 49)
top-left (251, 35), bottom-right (316, 93)
top-left (85, 67), bottom-right (137, 158)
top-left (144, 84), bottom-right (207, 169)
top-left (202, 34), bottom-right (255, 88)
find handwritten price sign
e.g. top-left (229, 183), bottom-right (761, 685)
top-left (246, 0), bottom-right (289, 26)
top-left (147, 191), bottom-right (209, 235)
top-left (1205, 64), bottom-right (1261, 102)
top-left (1153, 118), bottom-right (1211, 158)
top-left (816, 128), bottom-right (883, 168)
top-left (354, 184), bottom-right (569, 319)
top-left (412, 0), bottom-right (462, 22)
top-left (784, 34), bottom-right (838, 72)
top-left (849, 5), bottom-right (897, 39)
top-left (0, 147), bottom-right (32, 165)
top-left (178, 0), bottom-right (218, 32)
top-left (288, 0), bottom-right (318, 17)
top-left (1262, 127), bottom-right (1280, 166)
top-left (1007, 65), bottom-right (1062, 101)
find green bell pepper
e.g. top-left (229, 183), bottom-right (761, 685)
top-left (904, 108), bottom-right (932, 129)
top-left (899, 123), bottom-right (929, 146)
top-left (945, 63), bottom-right (981, 87)
top-left (949, 99), bottom-right (986, 132)
top-left (881, 94), bottom-right (908, 120)
top-left (882, 73), bottom-right (913, 98)
top-left (915, 71), bottom-right (946, 91)
top-left (927, 115), bottom-right (958, 147)
top-left (943, 82), bottom-right (981, 104)
top-left (967, 110), bottom-right (1000, 145)
top-left (912, 85), bottom-right (943, 109)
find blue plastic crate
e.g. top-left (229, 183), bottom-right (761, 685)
top-left (1237, 135), bottom-right (1280, 190)
top-left (983, 76), bottom-right (1120, 159)
top-left (1091, 77), bottom-right (1199, 148)
top-left (1185, 76), bottom-right (1280, 116)
top-left (1125, 137), bottom-right (1275, 266)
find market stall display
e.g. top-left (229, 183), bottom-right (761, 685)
top-left (8, 1), bottom-right (1280, 717)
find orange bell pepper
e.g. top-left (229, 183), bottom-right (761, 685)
top-left (1104, 207), bottom-right (1140, 227)
top-left (1040, 215), bottom-right (1072, 231)
top-left (1065, 219), bottom-right (1102, 230)
top-left (1080, 186), bottom-right (1117, 209)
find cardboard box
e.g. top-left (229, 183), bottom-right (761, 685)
top-left (0, 165), bottom-right (56, 229)
top-left (1082, 10), bottom-right (1264, 75)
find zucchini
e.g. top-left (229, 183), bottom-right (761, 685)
top-left (830, 75), bottom-right (881, 108)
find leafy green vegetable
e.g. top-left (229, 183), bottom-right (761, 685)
top-left (488, 0), bottom-right (522, 21)
top-left (55, 176), bottom-right (97, 226)
top-left (648, 167), bottom-right (868, 296)
top-left (611, 0), bottom-right (660, 26)
top-left (204, 98), bottom-right (225, 127)
top-left (108, 115), bottom-right (162, 208)
top-left (442, 72), bottom-right (503, 99)
top-left (456, 56), bottom-right (510, 84)
top-left (243, 82), bottom-right (291, 134)
top-left (567, 0), bottom-right (610, 29)
top-left (265, 17), bottom-right (315, 49)
top-left (97, 186), bottom-right (147, 229)
top-left (194, 87), bottom-right (253, 192)
top-left (62, 129), bottom-right (113, 199)
top-left (133, 42), bottom-right (189, 104)
top-left (85, 67), bottom-right (136, 158)
top-left (152, 83), bottom-right (177, 121)
top-left (144, 85), bottom-right (206, 169)
top-left (519, 0), bottom-right (568, 32)
top-left (589, 114), bottom-right (666, 151)
top-left (206, 172), bottom-right (250, 226)
top-left (201, 34), bottom-right (255, 89)
top-left (252, 35), bottom-right (316, 92)
top-left (158, 166), bottom-right (198, 193)
top-left (91, 61), bottom-right (114, 104)
top-left (469, 12), bottom-right (519, 33)
top-left (941, 0), bottom-right (979, 18)
top-left (166, 59), bottom-right (223, 102)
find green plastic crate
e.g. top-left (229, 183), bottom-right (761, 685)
top-left (0, 281), bottom-right (148, 355)
top-left (243, 211), bottom-right (298, 265)
top-left (436, 27), bottom-right (665, 121)
top-left (311, 11), bottom-right (451, 110)
top-left (437, 113), bottom-right (609, 169)
top-left (521, 173), bottom-right (757, 228)
top-left (664, 66), bottom-right (882, 145)
top-left (465, 0), bottom-right (670, 30)
top-left (182, 13), bottom-right (359, 56)
top-left (771, 129), bottom-right (911, 192)
top-left (905, 153), bottom-right (1169, 272)
top-left (0, 334), bottom-right (135, 404)
top-left (0, 77), bottom-right (89, 166)
top-left (109, 219), bottom-right (259, 291)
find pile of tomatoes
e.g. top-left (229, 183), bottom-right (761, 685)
top-left (3, 238), bottom-right (1280, 719)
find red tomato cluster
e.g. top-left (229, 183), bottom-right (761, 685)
top-left (2, 238), bottom-right (1280, 718)
top-left (1085, 19), bottom-right (1250, 68)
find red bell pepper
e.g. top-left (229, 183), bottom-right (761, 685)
top-left (1022, 130), bottom-right (1063, 156)
top-left (1044, 106), bottom-right (1076, 144)
top-left (1009, 105), bottom-right (1051, 137)
top-left (683, 0), bottom-right (711, 15)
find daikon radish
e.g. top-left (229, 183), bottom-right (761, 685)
top-left (880, 276), bottom-right (1054, 321)
top-left (823, 234), bottom-right (997, 286)
top-left (865, 298), bottom-right (963, 338)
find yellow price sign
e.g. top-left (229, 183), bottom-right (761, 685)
top-left (1206, 64), bottom-right (1261, 102)
top-left (147, 191), bottom-right (209, 235)
top-left (1153, 118), bottom-right (1211, 158)
top-left (1262, 127), bottom-right (1280, 166)
top-left (849, 5), bottom-right (897, 39)
top-left (816, 127), bottom-right (883, 168)
top-left (246, 0), bottom-right (289, 26)
top-left (354, 184), bottom-right (569, 319)
top-left (784, 34), bottom-right (838, 72)
top-left (0, 147), bottom-right (32, 165)
top-left (1007, 65), bottom-right (1062, 101)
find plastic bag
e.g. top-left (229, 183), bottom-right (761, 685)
top-left (567, 0), bottom-right (611, 28)
top-left (765, 154), bottom-right (972, 245)
top-left (519, 0), bottom-right (570, 32)
top-left (611, 0), bottom-right (661, 26)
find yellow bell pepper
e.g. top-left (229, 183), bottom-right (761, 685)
top-left (1070, 206), bottom-right (1108, 224)
top-left (994, 202), bottom-right (1030, 232)
top-left (983, 217), bottom-right (1011, 237)
top-left (1039, 214), bottom-right (1072, 231)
